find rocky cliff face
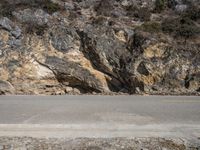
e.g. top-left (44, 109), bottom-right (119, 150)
top-left (0, 0), bottom-right (199, 95)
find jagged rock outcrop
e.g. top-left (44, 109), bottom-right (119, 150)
top-left (0, 0), bottom-right (199, 95)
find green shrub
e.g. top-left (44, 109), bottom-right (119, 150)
top-left (138, 7), bottom-right (151, 21)
top-left (154, 0), bottom-right (166, 12)
top-left (182, 4), bottom-right (200, 21)
top-left (126, 5), bottom-right (151, 21)
top-left (161, 16), bottom-right (200, 39)
top-left (167, 0), bottom-right (177, 9)
top-left (41, 0), bottom-right (61, 14)
top-left (0, 0), bottom-right (62, 17)
top-left (29, 0), bottom-right (62, 14)
top-left (155, 0), bottom-right (179, 10)
top-left (140, 21), bottom-right (161, 33)
top-left (176, 24), bottom-right (198, 39)
top-left (176, 17), bottom-right (200, 39)
top-left (161, 17), bottom-right (179, 33)
top-left (0, 1), bottom-right (15, 18)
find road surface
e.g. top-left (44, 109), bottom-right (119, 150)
top-left (0, 95), bottom-right (199, 141)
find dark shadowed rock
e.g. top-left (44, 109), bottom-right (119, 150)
top-left (137, 61), bottom-right (149, 76)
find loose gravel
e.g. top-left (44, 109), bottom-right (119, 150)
top-left (0, 137), bottom-right (200, 150)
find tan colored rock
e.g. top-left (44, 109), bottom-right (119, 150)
top-left (140, 75), bottom-right (156, 86)
top-left (0, 30), bottom-right (9, 42)
top-left (64, 51), bottom-right (110, 92)
top-left (188, 77), bottom-right (200, 91)
top-left (115, 30), bottom-right (126, 42)
top-left (0, 68), bottom-right (9, 81)
top-left (144, 43), bottom-right (167, 58)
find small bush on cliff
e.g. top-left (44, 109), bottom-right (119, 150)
top-left (182, 4), bottom-right (200, 21)
top-left (155, 0), bottom-right (183, 11)
top-left (138, 7), bottom-right (151, 21)
top-left (140, 21), bottom-right (161, 33)
top-left (0, 0), bottom-right (15, 18)
top-left (126, 5), bottom-right (151, 21)
top-left (162, 16), bottom-right (200, 40)
top-left (167, 0), bottom-right (177, 9)
top-left (176, 17), bottom-right (200, 39)
top-left (161, 17), bottom-right (178, 33)
top-left (29, 0), bottom-right (62, 14)
top-left (0, 0), bottom-right (62, 17)
top-left (154, 0), bottom-right (166, 12)
top-left (40, 0), bottom-right (61, 14)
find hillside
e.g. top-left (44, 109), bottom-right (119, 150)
top-left (0, 0), bottom-right (199, 95)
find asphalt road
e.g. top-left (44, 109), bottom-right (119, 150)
top-left (0, 95), bottom-right (199, 140)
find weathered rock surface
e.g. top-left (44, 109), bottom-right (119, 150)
top-left (0, 0), bottom-right (199, 95)
top-left (13, 9), bottom-right (50, 26)
top-left (0, 17), bottom-right (21, 38)
top-left (0, 80), bottom-right (14, 94)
